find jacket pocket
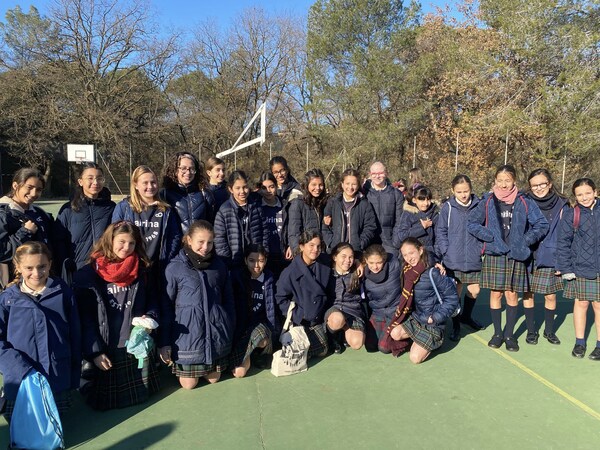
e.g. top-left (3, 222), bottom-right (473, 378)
top-left (209, 304), bottom-right (234, 358)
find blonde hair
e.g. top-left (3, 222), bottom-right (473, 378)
top-left (8, 241), bottom-right (52, 288)
top-left (129, 165), bottom-right (169, 213)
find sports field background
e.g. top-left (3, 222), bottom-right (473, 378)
top-left (1, 201), bottom-right (599, 449)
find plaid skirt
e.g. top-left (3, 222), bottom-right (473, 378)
top-left (305, 322), bottom-right (328, 359)
top-left (563, 276), bottom-right (600, 302)
top-left (530, 267), bottom-right (563, 294)
top-left (87, 348), bottom-right (159, 411)
top-left (365, 314), bottom-right (394, 353)
top-left (3, 389), bottom-right (72, 422)
top-left (481, 255), bottom-right (530, 292)
top-left (173, 356), bottom-right (229, 378)
top-left (324, 306), bottom-right (366, 332)
top-left (447, 269), bottom-right (481, 285)
top-left (230, 323), bottom-right (272, 368)
top-left (401, 316), bottom-right (444, 352)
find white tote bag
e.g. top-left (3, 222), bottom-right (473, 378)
top-left (271, 301), bottom-right (311, 377)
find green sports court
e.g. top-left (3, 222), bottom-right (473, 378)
top-left (2, 202), bottom-right (600, 449)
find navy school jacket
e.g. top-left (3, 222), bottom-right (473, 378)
top-left (160, 185), bottom-right (212, 235)
top-left (411, 267), bottom-right (459, 328)
top-left (467, 192), bottom-right (549, 262)
top-left (396, 202), bottom-right (439, 263)
top-left (0, 278), bottom-right (81, 400)
top-left (322, 193), bottom-right (377, 253)
top-left (363, 254), bottom-right (402, 319)
top-left (527, 195), bottom-right (569, 269)
top-left (275, 254), bottom-right (334, 326)
top-left (363, 180), bottom-right (405, 254)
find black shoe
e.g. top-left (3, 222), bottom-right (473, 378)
top-left (525, 331), bottom-right (539, 345)
top-left (505, 337), bottom-right (520, 352)
top-left (572, 344), bottom-right (586, 358)
top-left (81, 361), bottom-right (98, 381)
top-left (460, 316), bottom-right (485, 331)
top-left (333, 340), bottom-right (344, 354)
top-left (588, 347), bottom-right (600, 361)
top-left (488, 334), bottom-right (504, 349)
top-left (448, 318), bottom-right (461, 342)
top-left (543, 332), bottom-right (561, 345)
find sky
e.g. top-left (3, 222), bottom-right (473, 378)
top-left (0, 0), bottom-right (455, 33)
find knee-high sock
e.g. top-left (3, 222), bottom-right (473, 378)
top-left (504, 305), bottom-right (518, 338)
top-left (491, 308), bottom-right (502, 336)
top-left (543, 307), bottom-right (555, 335)
top-left (524, 306), bottom-right (535, 333)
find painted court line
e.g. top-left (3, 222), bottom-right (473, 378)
top-left (469, 333), bottom-right (600, 422)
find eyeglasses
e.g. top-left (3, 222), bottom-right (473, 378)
top-left (530, 182), bottom-right (549, 190)
top-left (272, 169), bottom-right (287, 176)
top-left (370, 172), bottom-right (386, 176)
top-left (178, 167), bottom-right (196, 174)
top-left (83, 176), bottom-right (105, 183)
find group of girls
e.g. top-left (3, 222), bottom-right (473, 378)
top-left (1, 156), bottom-right (599, 422)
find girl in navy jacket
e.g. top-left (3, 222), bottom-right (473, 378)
top-left (214, 170), bottom-right (266, 269)
top-left (435, 175), bottom-right (484, 341)
top-left (0, 168), bottom-right (54, 287)
top-left (325, 242), bottom-right (366, 353)
top-left (323, 168), bottom-right (377, 253)
top-left (556, 178), bottom-right (600, 360)
top-left (288, 168), bottom-right (329, 255)
top-left (468, 165), bottom-right (549, 352)
top-left (73, 221), bottom-right (158, 410)
top-left (230, 244), bottom-right (279, 378)
top-left (523, 169), bottom-right (569, 346)
top-left (362, 244), bottom-right (402, 353)
top-left (390, 238), bottom-right (459, 364)
top-left (396, 185), bottom-right (439, 264)
top-left (205, 156), bottom-right (229, 219)
top-left (160, 152), bottom-right (213, 234)
top-left (276, 230), bottom-right (334, 359)
top-left (0, 242), bottom-right (81, 420)
top-left (160, 220), bottom-right (235, 389)
top-left (55, 162), bottom-right (115, 276)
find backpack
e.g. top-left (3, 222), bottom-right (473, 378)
top-left (573, 205), bottom-right (581, 231)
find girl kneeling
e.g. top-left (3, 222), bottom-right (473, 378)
top-left (230, 245), bottom-right (279, 378)
top-left (160, 220), bottom-right (235, 389)
top-left (276, 231), bottom-right (334, 359)
top-left (326, 242), bottom-right (366, 353)
top-left (74, 222), bottom-right (159, 410)
top-left (389, 238), bottom-right (459, 364)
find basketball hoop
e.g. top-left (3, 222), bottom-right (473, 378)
top-left (67, 144), bottom-right (95, 164)
top-left (216, 103), bottom-right (267, 159)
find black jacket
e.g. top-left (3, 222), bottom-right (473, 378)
top-left (322, 193), bottom-right (377, 253)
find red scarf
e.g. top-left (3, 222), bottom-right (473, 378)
top-left (493, 185), bottom-right (518, 205)
top-left (381, 260), bottom-right (426, 357)
top-left (93, 253), bottom-right (139, 287)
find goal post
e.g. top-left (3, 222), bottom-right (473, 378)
top-left (216, 103), bottom-right (266, 159)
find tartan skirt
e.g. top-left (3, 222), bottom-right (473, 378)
top-left (447, 269), bottom-right (481, 285)
top-left (401, 316), bottom-right (444, 352)
top-left (481, 255), bottom-right (530, 292)
top-left (3, 389), bottom-right (72, 422)
top-left (230, 323), bottom-right (272, 368)
top-left (305, 322), bottom-right (329, 359)
top-left (87, 348), bottom-right (159, 411)
top-left (530, 267), bottom-right (563, 294)
top-left (563, 276), bottom-right (600, 302)
top-left (173, 356), bottom-right (229, 378)
top-left (324, 306), bottom-right (366, 332)
top-left (365, 314), bottom-right (394, 353)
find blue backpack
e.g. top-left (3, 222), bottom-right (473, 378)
top-left (10, 371), bottom-right (64, 450)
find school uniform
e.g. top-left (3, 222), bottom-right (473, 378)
top-left (276, 254), bottom-right (334, 359)
top-left (363, 180), bottom-right (405, 255)
top-left (557, 200), bottom-right (600, 301)
top-left (401, 267), bottom-right (459, 351)
top-left (160, 184), bottom-right (212, 234)
top-left (0, 277), bottom-right (81, 418)
top-left (528, 193), bottom-right (569, 294)
top-left (287, 197), bottom-right (326, 254)
top-left (435, 195), bottom-right (482, 284)
top-left (230, 269), bottom-right (280, 368)
top-left (161, 249), bottom-right (236, 377)
top-left (362, 255), bottom-right (403, 352)
top-left (214, 197), bottom-right (267, 269)
top-left (260, 197), bottom-right (287, 276)
top-left (74, 263), bottom-right (159, 410)
top-left (396, 202), bottom-right (439, 264)
top-left (54, 189), bottom-right (116, 271)
top-left (468, 192), bottom-right (549, 292)
top-left (322, 192), bottom-right (377, 253)
top-left (207, 182), bottom-right (230, 222)
top-left (324, 271), bottom-right (366, 332)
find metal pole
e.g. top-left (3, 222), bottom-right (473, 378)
top-left (234, 152), bottom-right (237, 170)
top-left (455, 131), bottom-right (459, 173)
top-left (269, 142), bottom-right (272, 161)
top-left (129, 142), bottom-right (132, 180)
top-left (413, 136), bottom-right (417, 168)
top-left (504, 131), bottom-right (509, 165)
top-left (306, 142), bottom-right (309, 171)
top-left (198, 142), bottom-right (202, 162)
top-left (561, 137), bottom-right (568, 194)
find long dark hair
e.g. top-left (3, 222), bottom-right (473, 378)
top-left (301, 168), bottom-right (328, 212)
top-left (71, 162), bottom-right (105, 212)
top-left (8, 168), bottom-right (45, 197)
top-left (527, 168), bottom-right (567, 199)
top-left (331, 242), bottom-right (360, 294)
